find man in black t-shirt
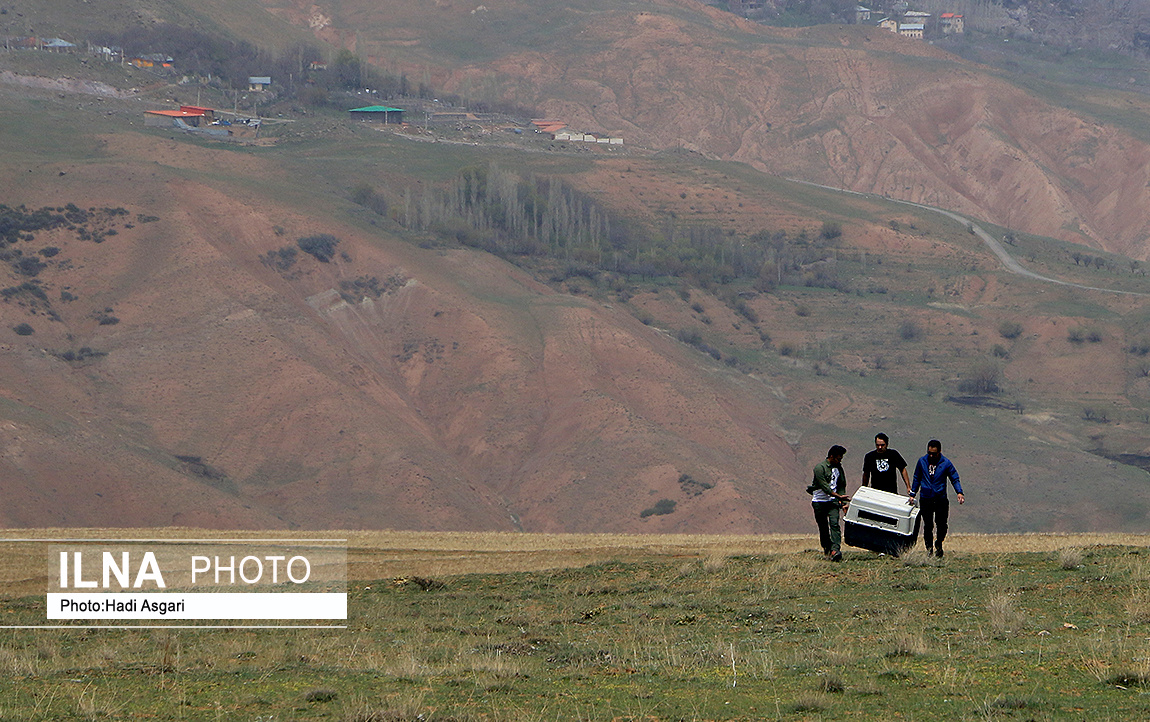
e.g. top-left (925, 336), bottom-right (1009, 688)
top-left (860, 433), bottom-right (910, 494)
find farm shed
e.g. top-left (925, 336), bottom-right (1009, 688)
top-left (43, 38), bottom-right (77, 52)
top-left (349, 105), bottom-right (405, 123)
top-left (144, 108), bottom-right (206, 128)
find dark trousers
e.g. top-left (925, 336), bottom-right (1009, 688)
top-left (812, 501), bottom-right (841, 554)
top-left (920, 496), bottom-right (950, 550)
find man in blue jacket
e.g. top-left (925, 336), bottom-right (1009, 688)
top-left (909, 439), bottom-right (965, 557)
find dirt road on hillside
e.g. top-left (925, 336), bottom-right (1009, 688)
top-left (793, 179), bottom-right (1150, 298)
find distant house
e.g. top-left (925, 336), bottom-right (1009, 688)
top-left (308, 60), bottom-right (328, 71)
top-left (348, 105), bottom-right (405, 123)
top-left (940, 13), bottom-right (965, 34)
top-left (532, 119), bottom-right (568, 134)
top-left (899, 23), bottom-right (925, 38)
top-left (248, 76), bottom-right (272, 92)
top-left (43, 38), bottom-right (76, 52)
top-left (92, 45), bottom-right (123, 62)
top-left (144, 108), bottom-right (206, 128)
top-left (180, 105), bottom-right (216, 123)
top-left (879, 17), bottom-right (898, 33)
top-left (129, 53), bottom-right (174, 70)
top-left (7, 37), bottom-right (39, 50)
top-left (728, 0), bottom-right (764, 16)
top-left (553, 131), bottom-right (623, 145)
top-left (855, 5), bottom-right (872, 23)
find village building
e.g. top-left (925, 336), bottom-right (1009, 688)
top-left (179, 105), bottom-right (216, 123)
top-left (532, 119), bottom-right (568, 134)
top-left (91, 45), bottom-right (123, 62)
top-left (348, 105), bottom-right (405, 123)
top-left (855, 5), bottom-right (873, 23)
top-left (940, 12), bottom-right (965, 34)
top-left (5, 37), bottom-right (38, 51)
top-left (129, 53), bottom-right (174, 70)
top-left (728, 0), bottom-right (764, 16)
top-left (879, 17), bottom-right (898, 33)
top-left (43, 38), bottom-right (76, 52)
top-left (248, 76), bottom-right (272, 92)
top-left (899, 23), bottom-right (925, 38)
top-left (553, 130), bottom-right (623, 145)
top-left (144, 108), bottom-right (207, 128)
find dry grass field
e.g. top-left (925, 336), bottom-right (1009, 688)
top-left (3, 531), bottom-right (1150, 720)
top-left (2, 528), bottom-right (1143, 587)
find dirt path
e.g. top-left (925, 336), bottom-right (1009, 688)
top-left (791, 179), bottom-right (1150, 298)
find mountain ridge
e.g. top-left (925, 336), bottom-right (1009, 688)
top-left (258, 0), bottom-right (1150, 257)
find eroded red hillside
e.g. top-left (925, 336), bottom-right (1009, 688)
top-left (0, 132), bottom-right (805, 532)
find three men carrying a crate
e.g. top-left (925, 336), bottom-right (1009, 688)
top-left (813, 436), bottom-right (965, 560)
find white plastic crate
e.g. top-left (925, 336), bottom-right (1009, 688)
top-left (843, 486), bottom-right (921, 556)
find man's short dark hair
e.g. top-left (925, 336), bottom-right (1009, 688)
top-left (928, 439), bottom-right (942, 451)
top-left (829, 444), bottom-right (847, 457)
top-left (875, 433), bottom-right (889, 443)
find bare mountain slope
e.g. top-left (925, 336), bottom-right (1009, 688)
top-left (265, 0), bottom-right (1150, 257)
top-left (0, 122), bottom-right (804, 532)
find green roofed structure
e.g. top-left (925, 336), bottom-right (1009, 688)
top-left (348, 105), bottom-right (405, 123)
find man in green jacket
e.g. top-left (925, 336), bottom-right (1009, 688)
top-left (811, 445), bottom-right (850, 562)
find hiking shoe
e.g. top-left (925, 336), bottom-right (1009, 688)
top-left (927, 547), bottom-right (934, 557)
top-left (830, 551), bottom-right (843, 563)
top-left (935, 546), bottom-right (944, 558)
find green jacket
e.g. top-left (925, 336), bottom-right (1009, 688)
top-left (810, 459), bottom-right (845, 502)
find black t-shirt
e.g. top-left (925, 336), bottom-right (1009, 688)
top-left (862, 449), bottom-right (907, 493)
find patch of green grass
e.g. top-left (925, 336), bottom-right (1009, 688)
top-left (4, 546), bottom-right (1150, 718)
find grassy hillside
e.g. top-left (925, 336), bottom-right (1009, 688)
top-left (4, 41), bottom-right (1150, 535)
top-left (2, 532), bottom-right (1150, 719)
top-left (10, 0), bottom-right (313, 52)
top-left (251, 0), bottom-right (1150, 262)
top-left (273, 124), bottom-right (1150, 530)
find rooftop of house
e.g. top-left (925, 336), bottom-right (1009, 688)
top-left (145, 109), bottom-right (205, 118)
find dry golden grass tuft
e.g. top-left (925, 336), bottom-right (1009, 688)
top-left (342, 690), bottom-right (427, 722)
top-left (1057, 546), bottom-right (1085, 569)
top-left (702, 550), bottom-right (730, 572)
top-left (788, 691), bottom-right (830, 713)
top-left (987, 592), bottom-right (1028, 634)
top-left (887, 627), bottom-right (929, 658)
top-left (899, 548), bottom-right (938, 567)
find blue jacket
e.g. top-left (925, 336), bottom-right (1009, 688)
top-left (911, 454), bottom-right (962, 500)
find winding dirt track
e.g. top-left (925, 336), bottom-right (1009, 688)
top-left (792, 179), bottom-right (1150, 298)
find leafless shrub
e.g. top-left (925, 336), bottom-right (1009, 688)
top-left (957, 358), bottom-right (1002, 394)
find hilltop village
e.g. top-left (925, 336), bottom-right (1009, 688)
top-left (0, 33), bottom-right (625, 150)
top-left (726, 0), bottom-right (966, 39)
